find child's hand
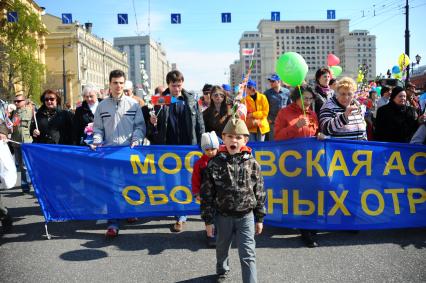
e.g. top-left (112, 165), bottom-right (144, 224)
top-left (195, 194), bottom-right (201, 201)
top-left (206, 224), bottom-right (214, 237)
top-left (255, 222), bottom-right (263, 235)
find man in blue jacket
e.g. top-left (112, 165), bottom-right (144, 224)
top-left (263, 74), bottom-right (290, 141)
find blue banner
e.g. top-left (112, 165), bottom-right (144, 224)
top-left (22, 138), bottom-right (426, 230)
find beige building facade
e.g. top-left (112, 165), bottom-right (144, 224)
top-left (42, 14), bottom-right (128, 107)
top-left (234, 20), bottom-right (376, 91)
top-left (113, 36), bottom-right (171, 95)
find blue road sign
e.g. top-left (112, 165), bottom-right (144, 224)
top-left (61, 13), bottom-right (72, 24)
top-left (117, 14), bottom-right (128, 24)
top-left (327, 10), bottom-right (336, 20)
top-left (7, 11), bottom-right (18, 23)
top-left (271, 11), bottom-right (280, 22)
top-left (221, 13), bottom-right (231, 23)
top-left (171, 13), bottom-right (181, 24)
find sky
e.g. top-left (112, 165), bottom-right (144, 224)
top-left (36, 0), bottom-right (426, 91)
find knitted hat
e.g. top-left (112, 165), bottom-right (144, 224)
top-left (391, 86), bottom-right (404, 100)
top-left (201, 131), bottom-right (220, 151)
top-left (222, 115), bottom-right (250, 136)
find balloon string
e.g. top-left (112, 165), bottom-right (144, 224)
top-left (298, 85), bottom-right (306, 117)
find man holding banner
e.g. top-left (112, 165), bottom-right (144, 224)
top-left (91, 69), bottom-right (146, 238)
top-left (147, 70), bottom-right (205, 233)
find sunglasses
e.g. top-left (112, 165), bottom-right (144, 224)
top-left (14, 100), bottom-right (24, 103)
top-left (45, 97), bottom-right (56, 102)
top-left (212, 93), bottom-right (225, 98)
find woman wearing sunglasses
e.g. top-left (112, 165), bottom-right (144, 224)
top-left (202, 85), bottom-right (231, 136)
top-left (30, 89), bottom-right (74, 145)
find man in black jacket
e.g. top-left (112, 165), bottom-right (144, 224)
top-left (147, 70), bottom-right (205, 232)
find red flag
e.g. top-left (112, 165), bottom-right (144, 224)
top-left (151, 95), bottom-right (171, 105)
top-left (242, 48), bottom-right (255, 56)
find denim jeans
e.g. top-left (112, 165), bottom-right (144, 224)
top-left (107, 219), bottom-right (119, 230)
top-left (249, 132), bottom-right (265, 142)
top-left (13, 145), bottom-right (30, 191)
top-left (215, 212), bottom-right (257, 283)
top-left (175, 215), bottom-right (187, 222)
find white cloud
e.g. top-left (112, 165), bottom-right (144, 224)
top-left (166, 50), bottom-right (239, 92)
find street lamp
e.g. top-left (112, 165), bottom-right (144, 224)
top-left (411, 54), bottom-right (421, 75)
top-left (62, 43), bottom-right (67, 107)
top-left (406, 54), bottom-right (421, 83)
top-left (62, 42), bottom-right (73, 107)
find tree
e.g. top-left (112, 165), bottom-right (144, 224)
top-left (0, 0), bottom-right (47, 102)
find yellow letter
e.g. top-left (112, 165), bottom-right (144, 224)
top-left (130, 154), bottom-right (156, 174)
top-left (122, 186), bottom-right (146, 205)
top-left (317, 191), bottom-right (324, 216)
top-left (328, 150), bottom-right (350, 177)
top-left (255, 151), bottom-right (277, 176)
top-left (351, 150), bottom-right (372, 176)
top-left (170, 186), bottom-right (192, 204)
top-left (293, 190), bottom-right (315, 215)
top-left (147, 186), bottom-right (169, 205)
top-left (328, 190), bottom-right (351, 216)
top-left (267, 189), bottom-right (288, 214)
top-left (383, 151), bottom-right (406, 176)
top-left (158, 153), bottom-right (182, 174)
top-left (306, 150), bottom-right (326, 177)
top-left (279, 151), bottom-right (302, 177)
top-left (185, 151), bottom-right (202, 174)
top-left (407, 188), bottom-right (426, 213)
top-left (408, 152), bottom-right (426, 176)
top-left (361, 189), bottom-right (385, 216)
top-left (384, 188), bottom-right (404, 214)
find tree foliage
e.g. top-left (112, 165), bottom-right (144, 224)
top-left (0, 0), bottom-right (47, 102)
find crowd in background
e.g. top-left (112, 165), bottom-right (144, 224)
top-left (1, 67), bottom-right (426, 245)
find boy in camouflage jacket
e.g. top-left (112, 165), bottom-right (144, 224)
top-left (200, 116), bottom-right (266, 283)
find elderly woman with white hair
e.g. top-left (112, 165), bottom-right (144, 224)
top-left (73, 84), bottom-right (101, 145)
top-left (319, 77), bottom-right (367, 140)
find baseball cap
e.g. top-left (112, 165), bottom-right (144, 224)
top-left (247, 79), bottom-right (257, 88)
top-left (267, 74), bottom-right (281, 81)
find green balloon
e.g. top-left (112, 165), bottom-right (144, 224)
top-left (330, 65), bottom-right (343, 77)
top-left (275, 52), bottom-right (308, 87)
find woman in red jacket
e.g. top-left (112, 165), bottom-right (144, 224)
top-left (274, 86), bottom-right (319, 248)
top-left (274, 86), bottom-right (318, 141)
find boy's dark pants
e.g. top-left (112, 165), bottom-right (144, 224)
top-left (215, 212), bottom-right (257, 283)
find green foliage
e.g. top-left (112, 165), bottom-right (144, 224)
top-left (0, 0), bottom-right (47, 102)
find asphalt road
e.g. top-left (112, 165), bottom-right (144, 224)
top-left (1, 187), bottom-right (425, 283)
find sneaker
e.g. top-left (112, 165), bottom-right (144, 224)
top-left (126, 217), bottom-right (138, 223)
top-left (171, 221), bottom-right (185, 233)
top-left (1, 214), bottom-right (13, 233)
top-left (217, 270), bottom-right (230, 283)
top-left (22, 186), bottom-right (30, 193)
top-left (105, 227), bottom-right (119, 238)
top-left (301, 232), bottom-right (318, 248)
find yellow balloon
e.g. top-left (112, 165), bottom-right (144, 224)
top-left (398, 54), bottom-right (410, 68)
